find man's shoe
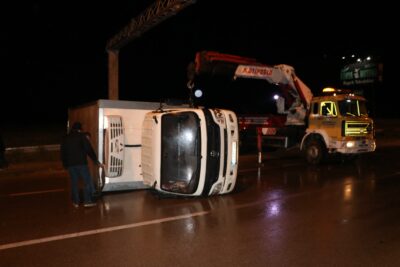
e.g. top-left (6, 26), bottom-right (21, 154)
top-left (84, 202), bottom-right (97, 208)
top-left (73, 203), bottom-right (79, 208)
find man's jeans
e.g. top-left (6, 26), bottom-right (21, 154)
top-left (67, 165), bottom-right (95, 204)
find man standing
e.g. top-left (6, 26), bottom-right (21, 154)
top-left (61, 122), bottom-right (101, 208)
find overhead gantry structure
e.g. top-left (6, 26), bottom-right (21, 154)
top-left (106, 0), bottom-right (196, 100)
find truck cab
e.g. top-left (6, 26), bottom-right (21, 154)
top-left (301, 89), bottom-right (376, 164)
top-left (141, 108), bottom-right (239, 196)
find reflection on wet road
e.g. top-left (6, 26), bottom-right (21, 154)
top-left (1, 145), bottom-right (400, 266)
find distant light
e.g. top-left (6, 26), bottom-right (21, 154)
top-left (342, 56), bottom-right (346, 60)
top-left (322, 87), bottom-right (335, 93)
top-left (194, 89), bottom-right (203, 98)
top-left (351, 54), bottom-right (355, 58)
top-left (357, 58), bottom-right (361, 62)
top-left (273, 94), bottom-right (279, 100)
top-left (366, 56), bottom-right (371, 61)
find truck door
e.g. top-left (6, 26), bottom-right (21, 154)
top-left (318, 101), bottom-right (340, 137)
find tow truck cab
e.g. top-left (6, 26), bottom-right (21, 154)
top-left (302, 89), bottom-right (376, 164)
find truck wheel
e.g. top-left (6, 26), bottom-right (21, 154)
top-left (305, 139), bottom-right (326, 165)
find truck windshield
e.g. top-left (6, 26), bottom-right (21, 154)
top-left (338, 99), bottom-right (368, 117)
top-left (161, 112), bottom-right (201, 194)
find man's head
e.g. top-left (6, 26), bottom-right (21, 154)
top-left (71, 122), bottom-right (82, 131)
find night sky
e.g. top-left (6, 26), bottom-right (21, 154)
top-left (0, 1), bottom-right (391, 126)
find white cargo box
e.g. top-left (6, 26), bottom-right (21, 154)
top-left (68, 99), bottom-right (186, 192)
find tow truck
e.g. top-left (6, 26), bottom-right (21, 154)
top-left (187, 51), bottom-right (376, 164)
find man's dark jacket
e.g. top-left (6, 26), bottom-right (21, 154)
top-left (60, 130), bottom-right (98, 168)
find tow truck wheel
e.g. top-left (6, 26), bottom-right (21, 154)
top-left (305, 139), bottom-right (326, 165)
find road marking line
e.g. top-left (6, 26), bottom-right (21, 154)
top-left (0, 210), bottom-right (210, 251)
top-left (9, 189), bottom-right (65, 197)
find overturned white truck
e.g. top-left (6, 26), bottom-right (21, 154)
top-left (68, 99), bottom-right (239, 197)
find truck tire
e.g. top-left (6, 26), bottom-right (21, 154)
top-left (305, 139), bottom-right (326, 165)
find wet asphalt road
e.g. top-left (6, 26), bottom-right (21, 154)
top-left (1, 140), bottom-right (400, 266)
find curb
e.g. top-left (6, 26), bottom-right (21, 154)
top-left (5, 144), bottom-right (60, 153)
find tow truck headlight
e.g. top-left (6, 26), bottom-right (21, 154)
top-left (346, 141), bottom-right (355, 148)
top-left (232, 141), bottom-right (238, 165)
